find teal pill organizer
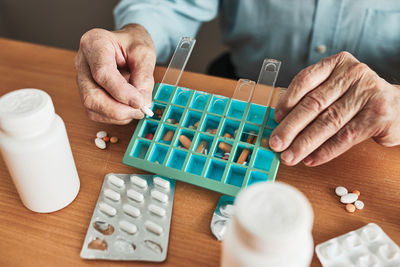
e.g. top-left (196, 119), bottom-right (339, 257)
top-left (123, 38), bottom-right (282, 196)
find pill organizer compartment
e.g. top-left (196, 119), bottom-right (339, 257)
top-left (165, 106), bottom-right (184, 125)
top-left (183, 110), bottom-right (202, 129)
top-left (253, 148), bottom-right (274, 172)
top-left (240, 124), bottom-right (261, 143)
top-left (166, 149), bottom-right (188, 170)
top-left (151, 102), bottom-right (166, 120)
top-left (132, 139), bottom-right (151, 159)
top-left (206, 159), bottom-right (227, 181)
top-left (266, 108), bottom-right (278, 128)
top-left (247, 103), bottom-right (267, 125)
top-left (227, 99), bottom-right (247, 120)
top-left (208, 95), bottom-right (228, 115)
top-left (233, 144), bottom-right (253, 165)
top-left (221, 119), bottom-right (240, 140)
top-left (201, 114), bottom-right (222, 134)
top-left (193, 133), bottom-right (214, 155)
top-left (149, 144), bottom-right (169, 164)
top-left (140, 120), bottom-right (158, 139)
top-left (226, 165), bottom-right (247, 187)
top-left (186, 154), bottom-right (207, 176)
top-left (214, 139), bottom-right (233, 159)
top-left (175, 129), bottom-right (195, 150)
top-left (155, 84), bottom-right (174, 102)
top-left (248, 170), bottom-right (269, 185)
top-left (172, 87), bottom-right (192, 107)
top-left (157, 124), bottom-right (177, 144)
top-left (190, 91), bottom-right (210, 110)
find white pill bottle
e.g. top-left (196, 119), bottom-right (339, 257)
top-left (0, 89), bottom-right (80, 213)
top-left (221, 182), bottom-right (314, 267)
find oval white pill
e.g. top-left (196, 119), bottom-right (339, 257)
top-left (104, 188), bottom-right (120, 201)
top-left (145, 220), bottom-right (163, 235)
top-left (123, 204), bottom-right (140, 218)
top-left (354, 200), bottom-right (364, 210)
top-left (340, 193), bottom-right (358, 204)
top-left (95, 138), bottom-right (106, 149)
top-left (335, 186), bottom-right (348, 197)
top-left (108, 175), bottom-right (124, 188)
top-left (119, 220), bottom-right (137, 235)
top-left (141, 106), bottom-right (154, 117)
top-left (149, 204), bottom-right (166, 217)
top-left (99, 202), bottom-right (117, 217)
top-left (130, 175), bottom-right (148, 189)
top-left (96, 130), bottom-right (107, 138)
top-left (151, 190), bottom-right (168, 203)
top-left (153, 177), bottom-right (170, 191)
top-left (127, 189), bottom-right (144, 202)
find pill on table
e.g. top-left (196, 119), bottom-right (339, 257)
top-left (104, 189), bottom-right (120, 201)
top-left (261, 137), bottom-right (268, 148)
top-left (145, 220), bottom-right (163, 235)
top-left (102, 136), bottom-right (110, 142)
top-left (153, 177), bottom-right (170, 191)
top-left (335, 186), bottom-right (348, 197)
top-left (354, 200), bottom-right (364, 210)
top-left (108, 175), bottom-right (124, 188)
top-left (95, 138), bottom-right (106, 149)
top-left (163, 130), bottom-right (174, 141)
top-left (141, 106), bottom-right (154, 117)
top-left (218, 142), bottom-right (232, 153)
top-left (179, 135), bottom-right (192, 149)
top-left (130, 175), bottom-right (148, 189)
top-left (194, 121), bottom-right (199, 128)
top-left (145, 133), bottom-right (154, 140)
top-left (151, 190), bottom-right (168, 203)
top-left (119, 220), bottom-right (137, 235)
top-left (340, 193), bottom-right (358, 204)
top-left (223, 132), bottom-right (232, 139)
top-left (345, 204), bottom-right (356, 213)
top-left (237, 148), bottom-right (250, 164)
top-left (123, 204), bottom-right (141, 218)
top-left (99, 202), bottom-right (117, 217)
top-left (127, 189), bottom-right (144, 202)
top-left (196, 140), bottom-right (208, 153)
top-left (149, 204), bottom-right (166, 217)
top-left (352, 190), bottom-right (360, 197)
top-left (167, 118), bottom-right (178, 124)
top-left (96, 131), bottom-right (107, 138)
top-left (110, 136), bottom-right (119, 143)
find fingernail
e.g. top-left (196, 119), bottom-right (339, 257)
top-left (269, 135), bottom-right (282, 150)
top-left (303, 157), bottom-right (313, 166)
top-left (281, 149), bottom-right (293, 163)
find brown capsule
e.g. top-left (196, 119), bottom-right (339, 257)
top-left (223, 132), bottom-right (232, 139)
top-left (179, 135), bottom-right (192, 149)
top-left (218, 142), bottom-right (232, 153)
top-left (110, 136), bottom-right (119, 144)
top-left (261, 137), bottom-right (268, 148)
top-left (246, 131), bottom-right (256, 143)
top-left (237, 149), bottom-right (250, 164)
top-left (196, 140), bottom-right (208, 154)
top-left (162, 130), bottom-right (174, 141)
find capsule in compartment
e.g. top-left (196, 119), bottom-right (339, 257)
top-left (218, 142), bottom-right (232, 153)
top-left (196, 140), bottom-right (209, 154)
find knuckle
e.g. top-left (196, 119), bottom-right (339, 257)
top-left (82, 93), bottom-right (95, 110)
top-left (320, 106), bottom-right (343, 130)
top-left (337, 126), bottom-right (358, 145)
top-left (80, 28), bottom-right (106, 47)
top-left (92, 66), bottom-right (109, 85)
top-left (349, 62), bottom-right (370, 78)
top-left (301, 94), bottom-right (324, 113)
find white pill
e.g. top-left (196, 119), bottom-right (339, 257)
top-left (127, 189), bottom-right (144, 202)
top-left (340, 193), bottom-right (358, 204)
top-left (123, 204), bottom-right (140, 218)
top-left (151, 190), bottom-right (168, 203)
top-left (99, 202), bottom-right (117, 217)
top-left (108, 175), bottom-right (124, 188)
top-left (130, 175), bottom-right (147, 189)
top-left (335, 186), bottom-right (348, 197)
top-left (104, 188), bottom-right (120, 201)
top-left (145, 220), bottom-right (163, 235)
top-left (354, 200), bottom-right (364, 210)
top-left (153, 177), bottom-right (170, 191)
top-left (119, 220), bottom-right (137, 235)
top-left (149, 204), bottom-right (166, 217)
top-left (141, 106), bottom-right (154, 117)
top-left (95, 138), bottom-right (106, 149)
top-left (96, 130), bottom-right (107, 138)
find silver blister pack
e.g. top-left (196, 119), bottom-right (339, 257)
top-left (210, 195), bottom-right (235, 241)
top-left (80, 173), bottom-right (175, 262)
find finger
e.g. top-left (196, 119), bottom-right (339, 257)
top-left (270, 56), bottom-right (363, 152)
top-left (275, 51), bottom-right (358, 122)
top-left (86, 110), bottom-right (134, 125)
top-left (302, 111), bottom-right (375, 167)
top-left (279, 81), bottom-right (369, 166)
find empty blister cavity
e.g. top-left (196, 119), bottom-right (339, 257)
top-left (140, 120), bottom-right (159, 139)
top-left (88, 237), bottom-right (108, 251)
top-left (219, 203), bottom-right (235, 218)
top-left (131, 139), bottom-right (151, 159)
top-left (214, 139), bottom-right (233, 159)
top-left (221, 119), bottom-right (240, 140)
top-left (149, 204), bottom-right (166, 217)
top-left (190, 91), bottom-right (210, 110)
top-left (114, 238), bottom-right (136, 253)
top-left (144, 240), bottom-right (163, 254)
top-left (226, 165), bottom-right (246, 187)
top-left (130, 175), bottom-right (148, 189)
top-left (108, 174), bottom-right (124, 188)
top-left (320, 242), bottom-right (343, 260)
top-left (208, 95), bottom-right (228, 115)
top-left (165, 106), bottom-right (184, 125)
top-left (153, 177), bottom-right (170, 191)
top-left (194, 134), bottom-right (213, 155)
top-left (152, 102), bottom-right (166, 120)
top-left (145, 220), bottom-right (163, 235)
top-left (172, 87), bottom-right (192, 106)
top-left (104, 188), bottom-right (121, 201)
top-left (167, 149), bottom-right (187, 170)
top-left (201, 114), bottom-right (222, 134)
top-left (355, 254), bottom-right (379, 267)
top-left (99, 202), bottom-right (117, 217)
top-left (253, 148), bottom-right (274, 171)
top-left (234, 145), bottom-right (253, 166)
top-left (378, 243), bottom-right (399, 261)
top-left (211, 220), bottom-right (228, 241)
top-left (151, 189), bottom-right (169, 203)
top-left (127, 189), bottom-right (144, 203)
top-left (175, 129), bottom-right (195, 150)
top-left (123, 204), bottom-right (141, 218)
top-left (93, 221), bottom-right (114, 235)
top-left (247, 103), bottom-right (267, 125)
top-left (361, 224), bottom-right (382, 243)
top-left (186, 154), bottom-right (207, 176)
top-left (227, 99), bottom-right (247, 120)
top-left (149, 144), bottom-right (169, 164)
top-left (157, 124), bottom-right (177, 144)
top-left (248, 170), bottom-right (269, 185)
top-left (206, 159), bottom-right (227, 182)
top-left (266, 108), bottom-right (278, 128)
top-left (341, 233), bottom-right (362, 250)
top-left (155, 84), bottom-right (174, 102)
top-left (183, 110), bottom-right (202, 129)
top-left (119, 220), bottom-right (138, 235)
top-left (241, 124), bottom-right (260, 144)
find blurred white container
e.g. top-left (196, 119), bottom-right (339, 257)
top-left (0, 88), bottom-right (80, 212)
top-left (221, 182), bottom-right (314, 267)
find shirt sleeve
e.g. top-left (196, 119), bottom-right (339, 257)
top-left (114, 0), bottom-right (219, 63)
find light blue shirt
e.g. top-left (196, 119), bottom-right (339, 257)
top-left (114, 0), bottom-right (400, 87)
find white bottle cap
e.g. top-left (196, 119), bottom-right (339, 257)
top-left (0, 89), bottom-right (55, 138)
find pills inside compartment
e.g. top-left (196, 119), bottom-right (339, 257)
top-left (165, 106), bottom-right (184, 125)
top-left (176, 129), bottom-right (195, 150)
top-left (233, 145), bottom-right (253, 166)
top-left (214, 139), bottom-right (233, 160)
top-left (152, 102), bottom-right (166, 120)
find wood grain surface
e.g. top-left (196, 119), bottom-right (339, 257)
top-left (0, 38), bottom-right (399, 267)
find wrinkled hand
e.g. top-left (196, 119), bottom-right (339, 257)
top-left (75, 24), bottom-right (156, 124)
top-left (269, 51), bottom-right (400, 166)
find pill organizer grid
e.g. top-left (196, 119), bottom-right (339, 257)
top-left (122, 83), bottom-right (280, 196)
top-left (80, 173), bottom-right (175, 262)
top-left (316, 223), bottom-right (400, 267)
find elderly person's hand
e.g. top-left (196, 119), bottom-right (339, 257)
top-left (269, 51), bottom-right (400, 166)
top-left (75, 24), bottom-right (156, 124)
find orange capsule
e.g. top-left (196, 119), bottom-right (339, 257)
top-left (261, 137), bottom-right (268, 148)
top-left (179, 135), bottom-right (192, 149)
top-left (352, 190), bottom-right (360, 197)
top-left (345, 204), bottom-right (356, 213)
top-left (103, 136), bottom-right (110, 142)
top-left (237, 149), bottom-right (250, 164)
top-left (218, 142), bottom-right (232, 153)
top-left (223, 132), bottom-right (232, 139)
top-left (194, 121), bottom-right (199, 128)
top-left (162, 130), bottom-right (174, 142)
top-left (246, 131), bottom-right (256, 144)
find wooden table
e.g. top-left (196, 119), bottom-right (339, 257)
top-left (0, 38), bottom-right (399, 267)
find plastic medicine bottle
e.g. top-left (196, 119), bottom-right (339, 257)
top-left (221, 182), bottom-right (314, 267)
top-left (0, 89), bottom-right (80, 213)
